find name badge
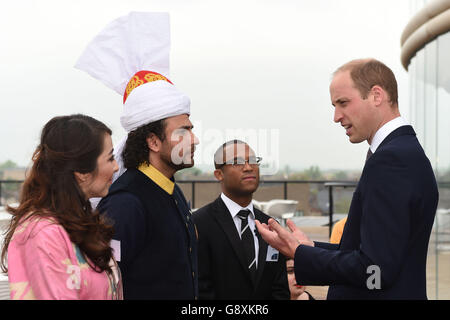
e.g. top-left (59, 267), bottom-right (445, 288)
top-left (266, 245), bottom-right (279, 262)
top-left (111, 239), bottom-right (121, 262)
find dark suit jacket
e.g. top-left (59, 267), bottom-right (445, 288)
top-left (97, 168), bottom-right (198, 300)
top-left (192, 197), bottom-right (290, 300)
top-left (295, 125), bottom-right (439, 299)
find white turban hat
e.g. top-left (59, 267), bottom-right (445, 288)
top-left (74, 12), bottom-right (190, 183)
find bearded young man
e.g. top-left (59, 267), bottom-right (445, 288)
top-left (98, 114), bottom-right (199, 300)
top-left (76, 12), bottom-right (200, 300)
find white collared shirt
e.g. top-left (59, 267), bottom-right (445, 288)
top-left (220, 192), bottom-right (259, 268)
top-left (370, 116), bottom-right (408, 153)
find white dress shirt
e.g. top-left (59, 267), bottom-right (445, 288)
top-left (370, 116), bottom-right (409, 153)
top-left (220, 193), bottom-right (259, 268)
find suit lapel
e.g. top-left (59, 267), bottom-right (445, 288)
top-left (361, 125), bottom-right (416, 184)
top-left (212, 197), bottom-right (255, 284)
top-left (347, 126), bottom-right (416, 248)
top-left (254, 210), bottom-right (267, 287)
top-left (377, 125), bottom-right (416, 150)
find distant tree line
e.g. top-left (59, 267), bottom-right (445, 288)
top-left (175, 164), bottom-right (361, 181)
top-left (0, 160), bottom-right (18, 171)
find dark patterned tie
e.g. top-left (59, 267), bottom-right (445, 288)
top-left (366, 148), bottom-right (373, 162)
top-left (237, 209), bottom-right (257, 280)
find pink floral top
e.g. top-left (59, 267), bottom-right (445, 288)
top-left (7, 216), bottom-right (122, 300)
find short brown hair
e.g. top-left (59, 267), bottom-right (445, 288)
top-left (334, 58), bottom-right (398, 107)
top-left (214, 139), bottom-right (248, 169)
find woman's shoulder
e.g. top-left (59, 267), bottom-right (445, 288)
top-left (12, 214), bottom-right (67, 244)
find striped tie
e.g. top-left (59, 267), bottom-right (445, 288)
top-left (366, 148), bottom-right (373, 162)
top-left (237, 209), bottom-right (257, 280)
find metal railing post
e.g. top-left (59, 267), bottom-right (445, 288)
top-left (284, 181), bottom-right (287, 200)
top-left (324, 182), bottom-right (357, 238)
top-left (192, 181), bottom-right (196, 209)
top-left (328, 185), bottom-right (333, 237)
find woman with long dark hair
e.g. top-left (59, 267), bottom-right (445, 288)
top-left (1, 114), bottom-right (122, 299)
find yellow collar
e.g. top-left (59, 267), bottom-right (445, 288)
top-left (138, 163), bottom-right (174, 195)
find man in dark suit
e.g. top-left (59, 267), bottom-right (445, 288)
top-left (193, 140), bottom-right (289, 300)
top-left (98, 114), bottom-right (200, 299)
top-left (256, 59), bottom-right (439, 299)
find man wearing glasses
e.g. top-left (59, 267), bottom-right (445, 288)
top-left (192, 140), bottom-right (289, 300)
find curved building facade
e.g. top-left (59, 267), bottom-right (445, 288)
top-left (401, 0), bottom-right (450, 179)
top-left (401, 0), bottom-right (450, 300)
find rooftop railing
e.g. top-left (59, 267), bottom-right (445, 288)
top-left (0, 179), bottom-right (358, 236)
top-left (2, 179), bottom-right (450, 236)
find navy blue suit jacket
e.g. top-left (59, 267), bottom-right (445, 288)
top-left (295, 125), bottom-right (438, 299)
top-left (97, 168), bottom-right (198, 300)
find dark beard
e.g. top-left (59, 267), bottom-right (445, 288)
top-left (160, 149), bottom-right (195, 172)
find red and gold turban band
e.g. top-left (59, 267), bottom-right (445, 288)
top-left (123, 70), bottom-right (173, 103)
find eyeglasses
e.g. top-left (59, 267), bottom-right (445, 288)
top-left (217, 156), bottom-right (262, 169)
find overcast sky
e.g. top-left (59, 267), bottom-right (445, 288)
top-left (0, 0), bottom-right (415, 173)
